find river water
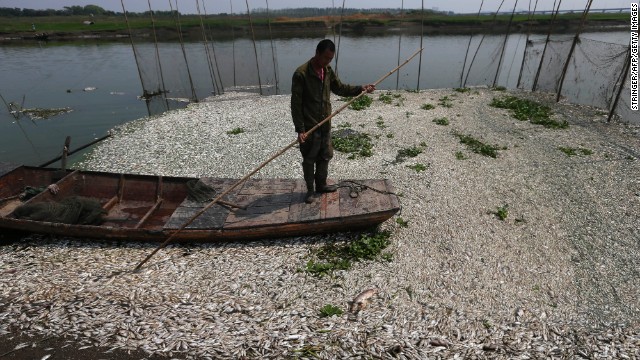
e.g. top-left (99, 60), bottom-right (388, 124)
top-left (0, 31), bottom-right (628, 166)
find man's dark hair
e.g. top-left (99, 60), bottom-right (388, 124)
top-left (316, 39), bottom-right (336, 54)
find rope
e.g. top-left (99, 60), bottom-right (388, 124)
top-left (335, 180), bottom-right (399, 199)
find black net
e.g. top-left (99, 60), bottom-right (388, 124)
top-left (12, 196), bottom-right (106, 225)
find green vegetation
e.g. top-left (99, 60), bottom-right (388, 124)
top-left (454, 87), bottom-right (471, 93)
top-left (421, 103), bottom-right (435, 110)
top-left (395, 217), bottom-right (409, 228)
top-left (492, 204), bottom-right (509, 221)
top-left (319, 304), bottom-right (343, 317)
top-left (348, 95), bottom-right (373, 110)
top-left (455, 151), bottom-right (467, 160)
top-left (338, 122), bottom-right (352, 128)
top-left (378, 92), bottom-right (394, 104)
top-left (305, 230), bottom-right (393, 277)
top-left (432, 117), bottom-right (449, 126)
top-left (454, 132), bottom-right (504, 158)
top-left (492, 86), bottom-right (507, 91)
top-left (438, 96), bottom-right (454, 108)
top-left (395, 145), bottom-right (424, 163)
top-left (386, 133), bottom-right (394, 138)
top-left (559, 146), bottom-right (593, 156)
top-left (407, 163), bottom-right (429, 172)
top-left (490, 96), bottom-right (568, 129)
top-left (376, 117), bottom-right (387, 129)
top-left (332, 131), bottom-right (373, 159)
top-left (226, 127), bottom-right (245, 135)
top-left (21, 107), bottom-right (71, 120)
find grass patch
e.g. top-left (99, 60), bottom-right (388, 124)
top-left (345, 95), bottom-right (373, 110)
top-left (455, 151), bottom-right (467, 160)
top-left (438, 96), bottom-right (454, 108)
top-left (395, 217), bottom-right (409, 228)
top-left (338, 122), bottom-right (352, 128)
top-left (332, 131), bottom-right (373, 159)
top-left (492, 204), bottom-right (509, 221)
top-left (454, 87), bottom-right (471, 93)
top-left (305, 230), bottom-right (393, 277)
top-left (559, 146), bottom-right (593, 156)
top-left (421, 103), bottom-right (435, 110)
top-left (490, 95), bottom-right (568, 129)
top-left (492, 86), bottom-right (507, 91)
top-left (226, 127), bottom-right (245, 135)
top-left (407, 163), bottom-right (429, 172)
top-left (386, 133), bottom-right (394, 138)
top-left (454, 132), bottom-right (504, 158)
top-left (432, 117), bottom-right (449, 126)
top-left (395, 145), bottom-right (424, 163)
top-left (378, 92), bottom-right (394, 104)
top-left (319, 304), bottom-right (343, 317)
top-left (376, 117), bottom-right (387, 129)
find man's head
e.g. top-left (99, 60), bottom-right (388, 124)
top-left (314, 39), bottom-right (336, 68)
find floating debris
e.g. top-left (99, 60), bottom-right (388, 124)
top-left (83, 87), bottom-right (97, 92)
top-left (21, 107), bottom-right (72, 120)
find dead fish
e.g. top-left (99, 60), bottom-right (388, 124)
top-left (349, 288), bottom-right (377, 313)
top-left (40, 355), bottom-right (52, 360)
top-left (83, 87), bottom-right (97, 92)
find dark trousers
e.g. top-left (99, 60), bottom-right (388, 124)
top-left (300, 131), bottom-right (333, 191)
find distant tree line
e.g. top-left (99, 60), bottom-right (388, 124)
top-left (0, 5), bottom-right (447, 18)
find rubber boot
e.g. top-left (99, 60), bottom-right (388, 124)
top-left (315, 160), bottom-right (337, 193)
top-left (302, 162), bottom-right (315, 203)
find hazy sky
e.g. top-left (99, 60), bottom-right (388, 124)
top-left (0, 0), bottom-right (634, 14)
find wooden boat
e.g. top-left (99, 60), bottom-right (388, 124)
top-left (0, 163), bottom-right (400, 242)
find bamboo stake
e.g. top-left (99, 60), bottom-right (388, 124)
top-left (133, 47), bottom-right (424, 271)
top-left (555, 0), bottom-right (593, 102)
top-left (201, 0), bottom-right (225, 95)
top-left (516, 0), bottom-right (539, 88)
top-left (196, 0), bottom-right (220, 95)
top-left (460, 0), bottom-right (485, 88)
top-left (147, 0), bottom-right (170, 110)
top-left (120, 0), bottom-right (148, 99)
top-left (335, 0), bottom-right (346, 76)
top-left (607, 45), bottom-right (631, 122)
top-left (395, 0), bottom-right (404, 90)
top-left (246, 0), bottom-right (263, 95)
top-left (266, 0), bottom-right (279, 94)
top-left (170, 0), bottom-right (198, 102)
top-left (493, 0), bottom-right (519, 87)
top-left (532, 0), bottom-right (562, 91)
top-left (463, 0), bottom-right (506, 87)
top-left (416, 0), bottom-right (424, 91)
top-left (230, 0), bottom-right (237, 87)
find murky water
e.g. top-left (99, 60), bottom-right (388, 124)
top-left (0, 31), bottom-right (628, 166)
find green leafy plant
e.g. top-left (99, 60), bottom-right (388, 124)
top-left (386, 133), bottom-right (394, 138)
top-left (395, 146), bottom-right (423, 163)
top-left (348, 95), bottom-right (373, 110)
top-left (407, 163), bottom-right (428, 172)
top-left (559, 146), bottom-right (593, 156)
top-left (493, 204), bottom-right (509, 221)
top-left (454, 87), bottom-right (471, 93)
top-left (454, 132), bottom-right (503, 158)
top-left (305, 230), bottom-right (392, 277)
top-left (438, 96), bottom-right (453, 108)
top-left (490, 96), bottom-right (567, 128)
top-left (378, 92), bottom-right (394, 104)
top-left (395, 217), bottom-right (409, 227)
top-left (432, 117), bottom-right (449, 126)
top-left (338, 122), bottom-right (352, 128)
top-left (226, 127), bottom-right (245, 135)
top-left (319, 304), bottom-right (343, 317)
top-left (492, 86), bottom-right (507, 91)
top-left (421, 103), bottom-right (435, 110)
top-left (455, 151), bottom-right (467, 160)
top-left (376, 117), bottom-right (387, 129)
top-left (332, 131), bottom-right (373, 159)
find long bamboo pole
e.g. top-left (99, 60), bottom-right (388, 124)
top-left (607, 45), bottom-right (631, 122)
top-left (416, 0), bottom-right (424, 91)
top-left (460, 0), bottom-right (485, 88)
top-left (395, 0), bottom-right (404, 90)
top-left (147, 0), bottom-right (170, 110)
top-left (516, 0), bottom-right (539, 89)
top-left (134, 47), bottom-right (424, 271)
top-left (493, 0), bottom-right (519, 87)
top-left (532, 0), bottom-right (562, 91)
top-left (246, 0), bottom-right (263, 95)
top-left (555, 0), bottom-right (594, 102)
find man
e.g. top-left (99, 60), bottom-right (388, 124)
top-left (291, 39), bottom-right (375, 203)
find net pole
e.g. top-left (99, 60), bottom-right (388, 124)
top-left (607, 45), bottom-right (631, 123)
top-left (196, 0), bottom-right (221, 96)
top-left (532, 0), bottom-right (562, 91)
top-left (246, 0), bottom-right (263, 95)
top-left (120, 0), bottom-right (148, 100)
top-left (147, 0), bottom-right (169, 109)
top-left (335, 0), bottom-right (346, 76)
top-left (493, 0), bottom-right (519, 87)
top-left (464, 0), bottom-right (506, 87)
top-left (395, 0), bottom-right (404, 90)
top-left (170, 0), bottom-right (198, 102)
top-left (416, 0), bottom-right (425, 91)
top-left (555, 0), bottom-right (594, 102)
top-left (459, 0), bottom-right (485, 88)
top-left (202, 0), bottom-right (225, 95)
top-left (266, 0), bottom-right (280, 94)
top-left (516, 0), bottom-right (539, 88)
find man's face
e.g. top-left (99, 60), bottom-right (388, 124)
top-left (315, 49), bottom-right (335, 68)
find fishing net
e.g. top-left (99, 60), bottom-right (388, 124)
top-left (463, 35), bottom-right (505, 87)
top-left (12, 196), bottom-right (106, 225)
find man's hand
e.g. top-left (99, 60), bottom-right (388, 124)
top-left (297, 132), bottom-right (307, 144)
top-left (362, 84), bottom-right (376, 93)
